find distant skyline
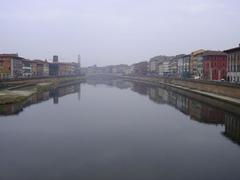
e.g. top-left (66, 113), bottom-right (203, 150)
top-left (0, 0), bottom-right (240, 66)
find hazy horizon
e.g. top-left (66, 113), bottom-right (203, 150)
top-left (0, 0), bottom-right (240, 66)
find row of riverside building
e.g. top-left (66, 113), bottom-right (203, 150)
top-left (83, 44), bottom-right (240, 83)
top-left (0, 54), bottom-right (81, 80)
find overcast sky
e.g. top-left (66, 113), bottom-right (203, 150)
top-left (0, 0), bottom-right (239, 66)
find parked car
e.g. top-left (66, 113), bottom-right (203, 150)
top-left (194, 76), bottom-right (200, 80)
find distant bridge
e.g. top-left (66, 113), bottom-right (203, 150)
top-left (85, 73), bottom-right (122, 79)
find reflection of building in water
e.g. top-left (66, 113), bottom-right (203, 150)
top-left (201, 106), bottom-right (225, 124)
top-left (168, 91), bottom-right (178, 107)
top-left (224, 114), bottom-right (240, 144)
top-left (51, 85), bottom-right (81, 104)
top-left (86, 79), bottom-right (132, 90)
top-left (189, 100), bottom-right (203, 121)
top-left (115, 81), bottom-right (132, 89)
top-left (189, 100), bottom-right (224, 124)
top-left (0, 103), bottom-right (23, 115)
top-left (131, 83), bottom-right (148, 96)
top-left (176, 94), bottom-right (189, 115)
top-left (77, 83), bottom-right (81, 101)
top-left (163, 90), bottom-right (189, 115)
top-left (130, 82), bottom-right (240, 144)
top-left (148, 87), bottom-right (161, 104)
top-left (0, 91), bottom-right (52, 115)
top-left (53, 89), bottom-right (59, 104)
top-left (0, 84), bottom-right (82, 116)
top-left (135, 83), bottom-right (225, 125)
top-left (28, 92), bottom-right (49, 104)
top-left (148, 87), bottom-right (169, 104)
top-left (158, 88), bottom-right (169, 104)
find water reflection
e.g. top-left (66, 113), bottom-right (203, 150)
top-left (87, 77), bottom-right (133, 89)
top-left (1, 78), bottom-right (240, 146)
top-left (87, 78), bottom-right (240, 145)
top-left (0, 83), bottom-right (81, 116)
top-left (224, 113), bottom-right (240, 144)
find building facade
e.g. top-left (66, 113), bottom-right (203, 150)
top-left (125, 65), bottom-right (135, 75)
top-left (190, 49), bottom-right (205, 79)
top-left (0, 54), bottom-right (80, 79)
top-left (224, 45), bottom-right (240, 83)
top-left (0, 54), bottom-right (24, 79)
top-left (53, 55), bottom-right (58, 63)
top-left (11, 57), bottom-right (23, 78)
top-left (58, 63), bottom-right (66, 76)
top-left (49, 63), bottom-right (59, 76)
top-left (177, 54), bottom-right (190, 78)
top-left (43, 61), bottom-right (49, 76)
top-left (111, 64), bottom-right (129, 75)
top-left (149, 59), bottom-right (160, 74)
top-left (57, 63), bottom-right (78, 76)
top-left (203, 51), bottom-right (227, 81)
top-left (149, 58), bottom-right (159, 74)
top-left (133, 61), bottom-right (148, 75)
top-left (149, 55), bottom-right (173, 75)
top-left (31, 61), bottom-right (38, 77)
top-left (169, 56), bottom-right (180, 77)
top-left (175, 54), bottom-right (186, 78)
top-left (0, 55), bottom-right (12, 79)
top-left (22, 59), bottom-right (32, 78)
top-left (159, 61), bottom-right (170, 76)
top-left (34, 60), bottom-right (44, 77)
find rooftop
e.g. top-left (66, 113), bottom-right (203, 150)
top-left (202, 50), bottom-right (227, 56)
top-left (0, 53), bottom-right (24, 59)
top-left (224, 45), bottom-right (240, 53)
top-left (150, 55), bottom-right (173, 63)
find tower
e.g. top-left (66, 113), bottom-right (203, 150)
top-left (78, 54), bottom-right (81, 68)
top-left (53, 55), bottom-right (58, 63)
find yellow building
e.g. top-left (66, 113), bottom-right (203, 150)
top-left (190, 49), bottom-right (205, 79)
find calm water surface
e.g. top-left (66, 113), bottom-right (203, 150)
top-left (0, 79), bottom-right (240, 180)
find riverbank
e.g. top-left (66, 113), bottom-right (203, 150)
top-left (122, 76), bottom-right (240, 106)
top-left (0, 76), bottom-right (85, 104)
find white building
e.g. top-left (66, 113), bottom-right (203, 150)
top-left (224, 45), bottom-right (240, 83)
top-left (149, 55), bottom-right (172, 74)
top-left (149, 59), bottom-right (160, 73)
top-left (22, 59), bottom-right (32, 78)
top-left (159, 61), bottom-right (170, 76)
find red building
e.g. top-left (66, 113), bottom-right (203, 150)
top-left (203, 51), bottom-right (227, 81)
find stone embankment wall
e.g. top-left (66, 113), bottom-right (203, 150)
top-left (124, 76), bottom-right (240, 99)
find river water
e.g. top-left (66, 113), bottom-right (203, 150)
top-left (0, 79), bottom-right (240, 180)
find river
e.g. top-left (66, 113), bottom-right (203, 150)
top-left (0, 78), bottom-right (240, 180)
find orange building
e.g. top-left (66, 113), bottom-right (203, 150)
top-left (58, 63), bottom-right (78, 76)
top-left (0, 55), bottom-right (11, 79)
top-left (0, 54), bottom-right (24, 79)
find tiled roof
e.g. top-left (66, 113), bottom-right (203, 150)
top-left (202, 50), bottom-right (227, 56)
